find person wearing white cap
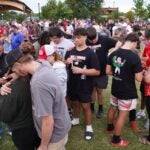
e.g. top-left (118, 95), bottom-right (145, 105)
top-left (38, 45), bottom-right (67, 98)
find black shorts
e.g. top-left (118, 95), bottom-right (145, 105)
top-left (69, 92), bottom-right (92, 103)
top-left (68, 79), bottom-right (93, 103)
top-left (93, 75), bottom-right (108, 89)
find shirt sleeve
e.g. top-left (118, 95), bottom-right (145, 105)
top-left (18, 34), bottom-right (24, 44)
top-left (107, 53), bottom-right (113, 66)
top-left (64, 50), bottom-right (71, 60)
top-left (103, 36), bottom-right (117, 50)
top-left (133, 55), bottom-right (143, 73)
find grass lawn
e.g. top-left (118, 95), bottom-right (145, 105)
top-left (0, 79), bottom-right (150, 150)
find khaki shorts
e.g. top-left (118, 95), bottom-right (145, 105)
top-left (48, 134), bottom-right (68, 150)
top-left (110, 95), bottom-right (137, 111)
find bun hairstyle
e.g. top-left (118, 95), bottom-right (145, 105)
top-left (52, 51), bottom-right (63, 62)
top-left (19, 42), bottom-right (35, 56)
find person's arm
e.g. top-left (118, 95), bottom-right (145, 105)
top-left (72, 67), bottom-right (100, 76)
top-left (114, 41), bottom-right (122, 50)
top-left (135, 72), bottom-right (143, 82)
top-left (106, 64), bottom-right (113, 75)
top-left (38, 116), bottom-right (54, 150)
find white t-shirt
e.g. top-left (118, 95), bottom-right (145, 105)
top-left (66, 25), bottom-right (74, 35)
top-left (50, 38), bottom-right (75, 59)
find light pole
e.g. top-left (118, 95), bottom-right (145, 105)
top-left (38, 2), bottom-right (41, 19)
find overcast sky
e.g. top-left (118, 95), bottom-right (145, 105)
top-left (21, 0), bottom-right (145, 13)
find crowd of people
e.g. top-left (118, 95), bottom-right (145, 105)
top-left (0, 18), bottom-right (150, 149)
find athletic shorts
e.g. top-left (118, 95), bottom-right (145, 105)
top-left (110, 95), bottom-right (137, 111)
top-left (93, 75), bottom-right (108, 89)
top-left (69, 92), bottom-right (92, 103)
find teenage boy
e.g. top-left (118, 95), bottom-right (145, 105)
top-left (86, 27), bottom-right (122, 118)
top-left (106, 33), bottom-right (143, 147)
top-left (65, 28), bottom-right (100, 140)
top-left (49, 27), bottom-right (75, 59)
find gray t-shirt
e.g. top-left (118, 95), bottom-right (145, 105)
top-left (30, 61), bottom-right (71, 143)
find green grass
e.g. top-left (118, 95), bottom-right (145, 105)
top-left (0, 79), bottom-right (150, 150)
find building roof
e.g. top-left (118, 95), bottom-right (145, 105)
top-left (0, 0), bottom-right (32, 14)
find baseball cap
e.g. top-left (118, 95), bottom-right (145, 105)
top-left (38, 45), bottom-right (55, 60)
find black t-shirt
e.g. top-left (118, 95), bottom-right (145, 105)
top-left (0, 78), bottom-right (34, 130)
top-left (107, 48), bottom-right (142, 99)
top-left (65, 47), bottom-right (100, 93)
top-left (86, 35), bottom-right (117, 76)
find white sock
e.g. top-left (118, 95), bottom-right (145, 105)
top-left (71, 118), bottom-right (79, 125)
top-left (86, 125), bottom-right (93, 132)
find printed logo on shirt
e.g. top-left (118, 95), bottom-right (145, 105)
top-left (112, 56), bottom-right (126, 75)
top-left (70, 55), bottom-right (86, 66)
top-left (55, 46), bottom-right (66, 59)
top-left (89, 44), bottom-right (101, 53)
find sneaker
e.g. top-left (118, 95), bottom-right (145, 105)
top-left (136, 110), bottom-right (146, 119)
top-left (96, 110), bottom-right (104, 118)
top-left (111, 139), bottom-right (129, 147)
top-left (7, 131), bottom-right (12, 136)
top-left (144, 119), bottom-right (149, 130)
top-left (71, 118), bottom-right (79, 126)
top-left (130, 121), bottom-right (140, 132)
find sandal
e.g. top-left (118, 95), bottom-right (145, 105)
top-left (111, 139), bottom-right (129, 147)
top-left (139, 135), bottom-right (150, 145)
top-left (84, 131), bottom-right (93, 141)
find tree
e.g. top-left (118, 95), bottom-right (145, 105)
top-left (133, 0), bottom-right (147, 20)
top-left (41, 0), bottom-right (57, 19)
top-left (108, 10), bottom-right (120, 20)
top-left (56, 1), bottom-right (73, 19)
top-left (41, 0), bottom-right (72, 19)
top-left (125, 11), bottom-right (135, 21)
top-left (65, 0), bottom-right (103, 19)
top-left (146, 4), bottom-right (150, 19)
